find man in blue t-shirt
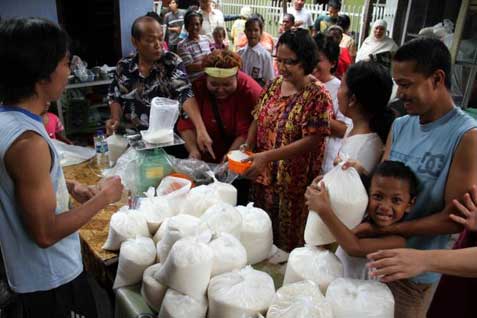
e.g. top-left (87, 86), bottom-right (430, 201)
top-left (0, 18), bottom-right (123, 317)
top-left (348, 38), bottom-right (477, 318)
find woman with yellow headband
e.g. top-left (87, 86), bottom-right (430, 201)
top-left (177, 49), bottom-right (263, 163)
top-left (243, 29), bottom-right (332, 251)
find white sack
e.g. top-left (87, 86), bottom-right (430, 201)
top-left (156, 214), bottom-right (200, 262)
top-left (207, 266), bottom-right (275, 318)
top-left (113, 236), bottom-right (156, 289)
top-left (141, 263), bottom-right (167, 312)
top-left (283, 246), bottom-right (343, 294)
top-left (236, 203), bottom-right (273, 264)
top-left (103, 207), bottom-right (150, 251)
top-left (304, 164), bottom-right (368, 245)
top-left (211, 181), bottom-right (238, 206)
top-left (207, 232), bottom-right (247, 277)
top-left (156, 176), bottom-right (192, 214)
top-left (179, 185), bottom-right (222, 217)
top-left (326, 278), bottom-right (394, 318)
top-left (266, 280), bottom-right (333, 318)
top-left (156, 236), bottom-right (213, 300)
top-left (200, 202), bottom-right (242, 239)
top-left (158, 289), bottom-right (208, 318)
top-left (153, 217), bottom-right (170, 243)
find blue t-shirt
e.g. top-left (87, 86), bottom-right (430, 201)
top-left (390, 107), bottom-right (477, 284)
top-left (0, 106), bottom-right (83, 293)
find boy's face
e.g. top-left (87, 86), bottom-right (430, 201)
top-left (245, 21), bottom-right (262, 47)
top-left (169, 0), bottom-right (178, 11)
top-left (367, 175), bottom-right (414, 227)
top-left (213, 32), bottom-right (224, 44)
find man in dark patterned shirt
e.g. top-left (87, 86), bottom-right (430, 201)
top-left (107, 15), bottom-right (214, 157)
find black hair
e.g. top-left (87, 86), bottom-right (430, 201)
top-left (131, 16), bottom-right (161, 40)
top-left (145, 11), bottom-right (162, 24)
top-left (245, 15), bottom-right (264, 32)
top-left (393, 37), bottom-right (451, 89)
top-left (253, 13), bottom-right (265, 25)
top-left (345, 61), bottom-right (394, 143)
top-left (277, 29), bottom-right (318, 75)
top-left (371, 160), bottom-right (418, 198)
top-left (184, 9), bottom-right (203, 29)
top-left (213, 26), bottom-right (226, 37)
top-left (283, 13), bottom-right (295, 24)
top-left (326, 25), bottom-right (343, 43)
top-left (314, 33), bottom-right (340, 74)
top-left (0, 18), bottom-right (70, 104)
top-left (337, 14), bottom-right (350, 31)
top-left (328, 0), bottom-right (342, 10)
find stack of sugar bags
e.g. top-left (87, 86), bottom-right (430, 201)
top-left (208, 266), bottom-right (275, 318)
top-left (179, 185), bottom-right (223, 217)
top-left (283, 246), bottom-right (343, 294)
top-left (236, 203), bottom-right (273, 264)
top-left (267, 280), bottom-right (333, 318)
top-left (158, 289), bottom-right (208, 318)
top-left (103, 206), bottom-right (149, 251)
top-left (304, 164), bottom-right (368, 246)
top-left (326, 278), bottom-right (394, 318)
top-left (113, 236), bottom-right (156, 289)
top-left (141, 263), bottom-right (167, 312)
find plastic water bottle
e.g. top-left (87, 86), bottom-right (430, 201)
top-left (94, 129), bottom-right (109, 169)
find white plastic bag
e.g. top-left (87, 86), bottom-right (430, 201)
top-left (141, 263), bottom-right (167, 312)
top-left (142, 97), bottom-right (179, 144)
top-left (207, 266), bottom-right (275, 318)
top-left (207, 232), bottom-right (247, 277)
top-left (102, 207), bottom-right (150, 251)
top-left (156, 214), bottom-right (200, 262)
top-left (156, 235), bottom-right (214, 300)
top-left (113, 236), bottom-right (156, 289)
top-left (137, 187), bottom-right (174, 235)
top-left (326, 278), bottom-right (394, 318)
top-left (283, 246), bottom-right (343, 294)
top-left (158, 289), bottom-right (208, 318)
top-left (210, 181), bottom-right (238, 206)
top-left (236, 203), bottom-right (273, 264)
top-left (200, 202), bottom-right (242, 239)
top-left (156, 176), bottom-right (192, 214)
top-left (153, 217), bottom-right (170, 243)
top-left (106, 133), bottom-right (128, 166)
top-left (304, 164), bottom-right (368, 246)
top-left (179, 184), bottom-right (222, 217)
top-left (51, 139), bottom-right (96, 167)
top-left (266, 280), bottom-right (333, 318)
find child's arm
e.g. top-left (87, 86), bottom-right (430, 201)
top-left (305, 182), bottom-right (406, 257)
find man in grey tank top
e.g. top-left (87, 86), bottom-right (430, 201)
top-left (0, 18), bottom-right (123, 317)
top-left (347, 38), bottom-right (477, 318)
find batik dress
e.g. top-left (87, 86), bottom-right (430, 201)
top-left (251, 76), bottom-right (331, 251)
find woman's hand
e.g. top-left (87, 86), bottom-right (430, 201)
top-left (188, 149), bottom-right (202, 160)
top-left (342, 159), bottom-right (369, 175)
top-left (311, 174), bottom-right (323, 186)
top-left (196, 128), bottom-right (215, 160)
top-left (367, 249), bottom-right (428, 282)
top-left (242, 152), bottom-right (270, 180)
top-left (67, 180), bottom-right (98, 203)
top-left (450, 185), bottom-right (477, 232)
top-left (305, 182), bottom-right (333, 215)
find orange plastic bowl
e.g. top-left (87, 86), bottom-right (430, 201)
top-left (227, 150), bottom-right (253, 174)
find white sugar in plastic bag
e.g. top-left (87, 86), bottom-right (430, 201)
top-left (326, 278), bottom-right (394, 318)
top-left (156, 235), bottom-right (213, 300)
top-left (210, 181), bottom-right (238, 206)
top-left (236, 203), bottom-right (273, 264)
top-left (156, 214), bottom-right (200, 262)
top-left (156, 176), bottom-right (192, 214)
top-left (141, 263), bottom-right (167, 312)
top-left (208, 266), bottom-right (275, 318)
top-left (179, 184), bottom-right (222, 217)
top-left (103, 206), bottom-right (150, 251)
top-left (283, 246), bottom-right (343, 294)
top-left (153, 217), bottom-right (170, 243)
top-left (200, 202), bottom-right (242, 239)
top-left (266, 280), bottom-right (333, 318)
top-left (113, 236), bottom-right (156, 289)
top-left (304, 164), bottom-right (368, 246)
top-left (137, 188), bottom-right (174, 235)
top-left (158, 289), bottom-right (208, 318)
top-left (207, 232), bottom-right (247, 277)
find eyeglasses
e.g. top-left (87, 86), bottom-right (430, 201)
top-left (273, 55), bottom-right (300, 66)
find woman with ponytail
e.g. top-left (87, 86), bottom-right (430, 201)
top-left (335, 61), bottom-right (394, 174)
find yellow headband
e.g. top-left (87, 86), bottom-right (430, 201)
top-left (204, 67), bottom-right (238, 78)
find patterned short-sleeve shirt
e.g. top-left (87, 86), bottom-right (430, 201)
top-left (108, 51), bottom-right (194, 126)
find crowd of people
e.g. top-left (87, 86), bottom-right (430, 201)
top-left (1, 1), bottom-right (477, 317)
